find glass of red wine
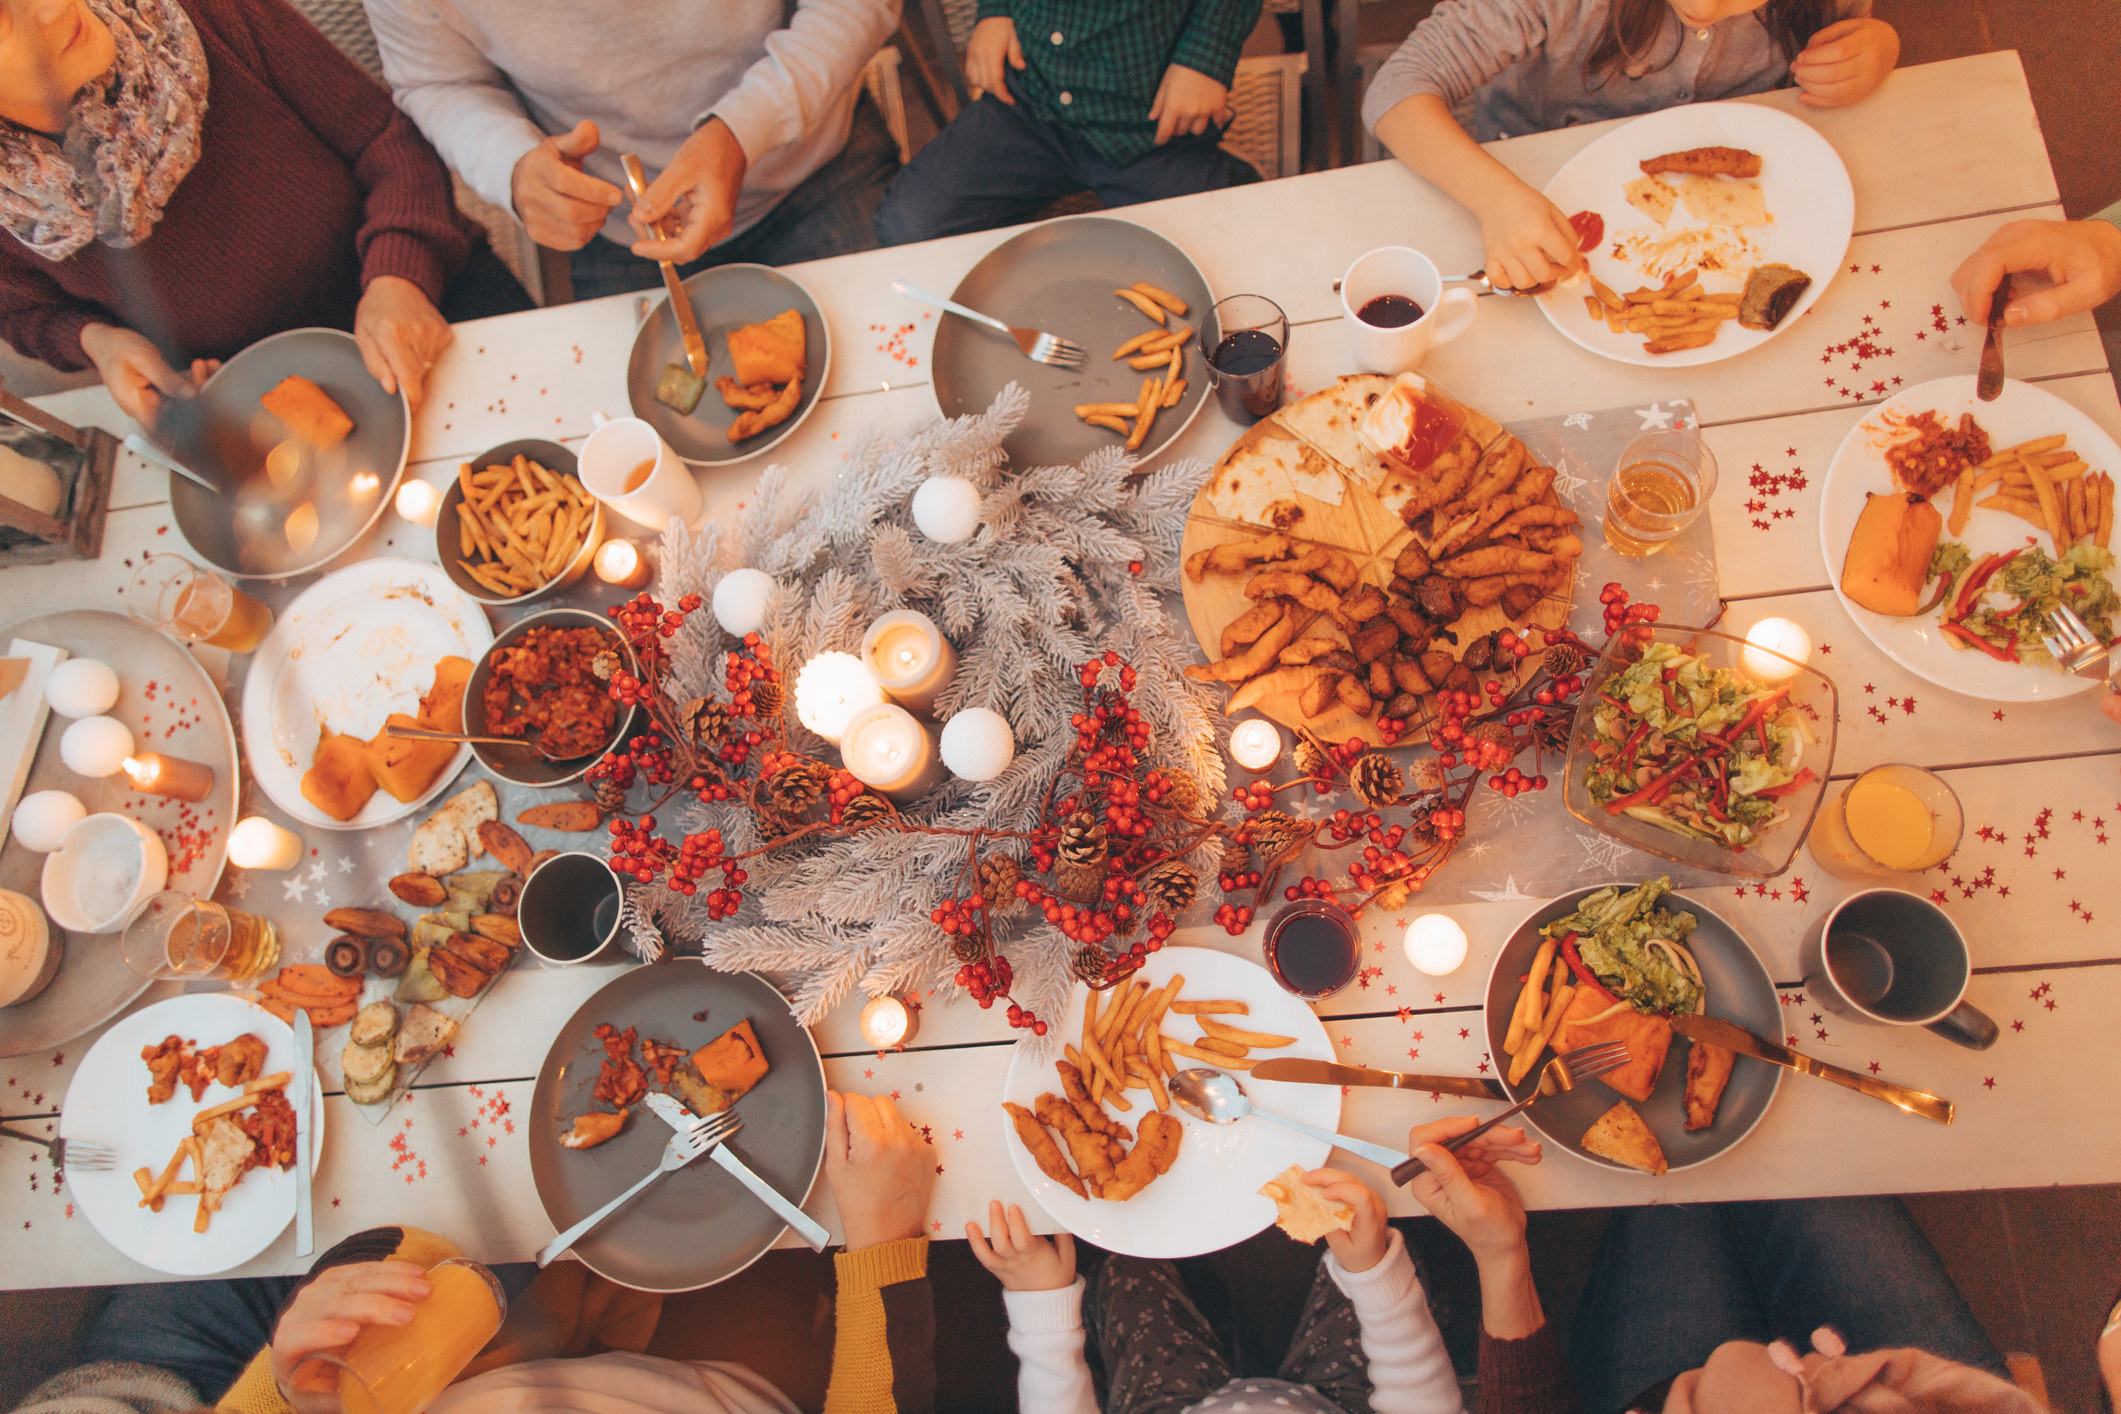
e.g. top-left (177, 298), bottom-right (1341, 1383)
top-left (1204, 294), bottom-right (1288, 424)
top-left (1264, 898), bottom-right (1362, 1000)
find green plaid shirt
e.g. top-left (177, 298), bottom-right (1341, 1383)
top-left (974, 0), bottom-right (1263, 166)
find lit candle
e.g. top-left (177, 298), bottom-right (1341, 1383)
top-left (713, 568), bottom-right (775, 638)
top-left (1742, 617), bottom-right (1812, 681)
top-left (1403, 914), bottom-right (1468, 976)
top-left (910, 475), bottom-right (982, 543)
top-left (939, 708), bottom-right (1015, 782)
top-left (794, 651), bottom-right (886, 744)
top-left (122, 752), bottom-right (215, 803)
top-left (59, 716), bottom-right (134, 777)
top-left (841, 703), bottom-right (946, 801)
top-left (593, 539), bottom-right (652, 589)
top-left (227, 816), bottom-right (304, 871)
top-left (1228, 719), bottom-right (1281, 773)
top-left (395, 478), bottom-right (442, 526)
top-left (859, 994), bottom-right (919, 1049)
top-left (861, 610), bottom-right (958, 717)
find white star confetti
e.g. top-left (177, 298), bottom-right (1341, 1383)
top-left (307, 861), bottom-right (327, 883)
top-left (1468, 875), bottom-right (1537, 903)
top-left (1563, 412), bottom-right (1593, 430)
top-left (337, 857), bottom-right (356, 874)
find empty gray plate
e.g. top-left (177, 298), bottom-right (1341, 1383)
top-left (625, 264), bottom-right (830, 467)
top-left (528, 962), bottom-right (827, 1292)
top-left (934, 214), bottom-right (1213, 468)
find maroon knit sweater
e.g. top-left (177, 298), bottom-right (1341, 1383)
top-left (1481, 1325), bottom-right (1584, 1414)
top-left (0, 0), bottom-right (478, 371)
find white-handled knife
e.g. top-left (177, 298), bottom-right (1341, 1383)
top-left (644, 1093), bottom-right (830, 1251)
top-left (291, 1008), bottom-right (313, 1257)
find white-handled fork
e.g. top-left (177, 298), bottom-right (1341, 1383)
top-left (536, 1108), bottom-right (739, 1266)
top-left (891, 281), bottom-right (1085, 368)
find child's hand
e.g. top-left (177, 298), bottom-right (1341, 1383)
top-left (1150, 64), bottom-right (1232, 145)
top-left (1399, 1118), bottom-right (1540, 1262)
top-left (1303, 1168), bottom-right (1391, 1273)
top-left (965, 18), bottom-right (1024, 104)
top-left (1792, 18), bottom-right (1899, 107)
top-left (1474, 180), bottom-right (1583, 291)
top-left (967, 1200), bottom-right (1076, 1291)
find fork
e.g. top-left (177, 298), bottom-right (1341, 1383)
top-left (2038, 605), bottom-right (2117, 687)
top-left (535, 1108), bottom-right (739, 1266)
top-left (1389, 1041), bottom-right (1633, 1185)
top-left (891, 281), bottom-right (1085, 368)
top-left (0, 1126), bottom-right (114, 1172)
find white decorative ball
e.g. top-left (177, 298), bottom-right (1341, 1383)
top-left (11, 790), bottom-right (86, 852)
top-left (45, 659), bottom-right (120, 719)
top-left (911, 476), bottom-right (982, 544)
top-left (713, 568), bottom-right (775, 638)
top-left (60, 716), bottom-right (134, 778)
top-left (939, 708), bottom-right (1015, 782)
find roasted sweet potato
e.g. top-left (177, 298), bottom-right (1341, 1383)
top-left (477, 821), bottom-right (535, 874)
top-left (1367, 659), bottom-right (1393, 697)
top-left (1419, 649), bottom-right (1459, 687)
top-left (1393, 543), bottom-right (1432, 579)
top-left (469, 913), bottom-right (522, 947)
top-left (1500, 583), bottom-right (1546, 619)
top-left (389, 873), bottom-right (448, 907)
top-left (323, 907), bottom-right (406, 941)
top-left (1335, 676), bottom-right (1375, 718)
top-left (516, 802), bottom-right (604, 832)
top-left (425, 947), bottom-right (491, 999)
top-left (1331, 586), bottom-right (1388, 631)
top-left (1298, 672), bottom-right (1340, 719)
top-left (1382, 691), bottom-right (1424, 721)
top-left (1391, 658), bottom-right (1433, 695)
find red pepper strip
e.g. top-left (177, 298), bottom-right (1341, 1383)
top-left (1722, 689), bottom-right (1789, 751)
top-left (1953, 551), bottom-right (2015, 620)
top-left (1756, 717), bottom-right (1771, 754)
top-left (1916, 571), bottom-right (1956, 617)
top-left (1941, 621), bottom-right (2018, 662)
top-left (1606, 758), bottom-right (1701, 814)
top-left (1559, 935), bottom-right (1618, 1006)
top-left (1622, 721), bottom-right (1651, 761)
top-left (1752, 767), bottom-right (1818, 800)
top-left (1659, 680), bottom-right (1678, 714)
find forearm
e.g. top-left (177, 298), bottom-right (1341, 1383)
top-left (1374, 93), bottom-right (1531, 216)
top-left (824, 1238), bottom-right (935, 1414)
top-left (350, 113), bottom-right (476, 301)
top-left (706, 0), bottom-right (899, 166)
top-left (364, 0), bottom-right (546, 214)
top-left (1170, 0), bottom-right (1263, 89)
top-left (1475, 1246), bottom-right (1544, 1341)
top-left (1001, 1282), bottom-right (1099, 1414)
top-left (1325, 1232), bottom-right (1461, 1414)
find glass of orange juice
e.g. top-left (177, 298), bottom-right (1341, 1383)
top-left (124, 553), bottom-right (274, 652)
top-left (285, 1258), bottom-right (504, 1414)
top-left (1807, 764), bottom-right (1963, 881)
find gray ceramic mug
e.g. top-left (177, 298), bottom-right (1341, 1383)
top-left (520, 852), bottom-right (626, 965)
top-left (1799, 888), bottom-right (1998, 1050)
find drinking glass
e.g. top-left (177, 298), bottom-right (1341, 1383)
top-left (1602, 429), bottom-right (1717, 557)
top-left (1264, 899), bottom-right (1361, 1000)
top-left (122, 891), bottom-right (280, 981)
top-left (283, 1257), bottom-right (506, 1414)
top-left (1203, 295), bottom-right (1288, 424)
top-left (1806, 763), bottom-right (1963, 881)
top-left (124, 553), bottom-right (274, 651)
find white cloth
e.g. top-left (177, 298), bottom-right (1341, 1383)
top-left (361, 0), bottom-right (898, 245)
top-left (426, 1351), bottom-right (798, 1414)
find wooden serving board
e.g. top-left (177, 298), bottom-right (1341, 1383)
top-left (1180, 376), bottom-right (1571, 746)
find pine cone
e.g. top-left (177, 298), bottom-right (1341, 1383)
top-left (681, 696), bottom-right (730, 749)
top-left (1544, 642), bottom-right (1592, 680)
top-left (1294, 737), bottom-right (1330, 780)
top-left (1350, 752), bottom-right (1404, 808)
top-left (1052, 860), bottom-right (1105, 905)
top-left (1244, 809), bottom-right (1311, 863)
top-left (1374, 878), bottom-right (1415, 911)
top-left (590, 776), bottom-right (626, 813)
top-left (1155, 767), bottom-right (1202, 815)
top-left (1141, 859), bottom-right (1198, 916)
top-left (1073, 945), bottom-right (1116, 985)
top-left (1058, 809), bottom-right (1109, 868)
top-left (760, 757), bottom-right (831, 814)
top-left (747, 678), bottom-right (785, 720)
top-left (978, 853), bottom-right (1024, 909)
top-left (839, 792), bottom-right (895, 829)
top-left (1216, 836), bottom-right (1251, 878)
top-left (1407, 757), bottom-right (1447, 795)
top-left (1469, 720), bottom-right (1513, 750)
top-left (949, 929), bottom-right (991, 964)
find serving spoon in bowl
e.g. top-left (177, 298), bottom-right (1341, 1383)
top-left (382, 723), bottom-right (589, 763)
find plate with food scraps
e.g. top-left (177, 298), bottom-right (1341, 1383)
top-left (1820, 375), bottom-right (2120, 701)
top-left (1535, 101), bottom-right (1853, 367)
top-left (1481, 880), bottom-right (1780, 1176)
top-left (241, 558), bottom-right (493, 830)
top-left (59, 991), bottom-right (324, 1276)
top-left (999, 946), bottom-right (1336, 1259)
top-left (528, 961), bottom-right (827, 1293)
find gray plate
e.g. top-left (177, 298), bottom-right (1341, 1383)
top-left (625, 264), bottom-right (830, 467)
top-left (434, 440), bottom-right (604, 607)
top-left (1481, 884), bottom-right (1782, 1174)
top-left (935, 215), bottom-right (1213, 468)
top-left (0, 610), bottom-right (238, 1057)
top-left (166, 328), bottom-right (411, 579)
top-left (528, 962), bottom-right (827, 1292)
top-left (465, 607), bottom-right (637, 788)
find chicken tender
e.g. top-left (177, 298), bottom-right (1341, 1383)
top-left (1057, 1060), bottom-right (1133, 1143)
top-left (1037, 1092), bottom-right (1116, 1194)
top-left (1186, 611), bottom-right (1298, 683)
top-left (1243, 571), bottom-right (1343, 615)
top-left (1187, 534), bottom-right (1294, 582)
top-left (1219, 600), bottom-right (1287, 658)
top-left (1100, 1112), bottom-right (1182, 1201)
top-left (1004, 1100), bottom-right (1087, 1198)
top-left (728, 377), bottom-right (802, 441)
top-left (1640, 146), bottom-right (1761, 178)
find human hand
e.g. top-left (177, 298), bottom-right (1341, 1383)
top-left (826, 1091), bottom-right (933, 1251)
top-left (1952, 218), bottom-right (2121, 327)
top-left (966, 1199), bottom-right (1075, 1291)
top-left (1149, 64), bottom-right (1231, 145)
top-left (629, 119), bottom-right (746, 265)
top-left (269, 1260), bottom-right (431, 1396)
top-left (1755, 1329), bottom-right (2042, 1414)
top-left (509, 120), bottom-right (623, 251)
top-left (2103, 692), bottom-right (2121, 726)
top-left (1474, 180), bottom-right (1582, 291)
top-left (354, 276), bottom-right (452, 411)
top-left (1793, 18), bottom-right (1899, 107)
top-left (964, 17), bottom-right (1024, 104)
top-left (1304, 1168), bottom-right (1390, 1274)
top-left (78, 323), bottom-right (211, 428)
top-left (1398, 1118), bottom-right (1539, 1261)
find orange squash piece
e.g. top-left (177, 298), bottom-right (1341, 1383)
top-left (419, 656), bottom-right (473, 734)
top-left (260, 376), bottom-right (353, 450)
top-left (363, 712), bottom-right (456, 804)
top-left (301, 729), bottom-right (378, 822)
top-left (1840, 491), bottom-right (1941, 617)
top-left (691, 1018), bottom-right (769, 1099)
top-left (1555, 988), bottom-right (1671, 1104)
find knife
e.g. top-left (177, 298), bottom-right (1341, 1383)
top-left (1976, 274), bottom-right (2009, 402)
top-left (291, 1008), bottom-right (314, 1257)
top-left (644, 1093), bottom-right (830, 1251)
top-left (1669, 1013), bottom-right (1952, 1125)
top-left (1251, 1057), bottom-right (1508, 1102)
top-left (619, 153), bottom-right (708, 378)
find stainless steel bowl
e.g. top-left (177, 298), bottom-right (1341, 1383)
top-left (435, 439), bottom-right (606, 606)
top-left (465, 607), bottom-right (639, 787)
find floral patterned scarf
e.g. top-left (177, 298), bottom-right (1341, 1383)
top-left (0, 0), bottom-right (207, 260)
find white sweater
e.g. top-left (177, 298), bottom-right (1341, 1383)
top-left (1002, 1231), bottom-right (1465, 1414)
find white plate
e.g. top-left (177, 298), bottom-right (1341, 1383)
top-left (1000, 946), bottom-right (1338, 1259)
top-left (241, 559), bottom-right (493, 830)
top-left (1536, 102), bottom-right (1854, 367)
top-left (60, 992), bottom-right (324, 1276)
top-left (1819, 375), bottom-right (2120, 702)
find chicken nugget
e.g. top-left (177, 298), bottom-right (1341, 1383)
top-left (1100, 1112), bottom-right (1183, 1201)
top-left (1186, 533), bottom-right (1294, 582)
top-left (728, 377), bottom-right (803, 441)
top-left (1003, 1101), bottom-right (1086, 1198)
top-left (1036, 1092), bottom-right (1115, 1196)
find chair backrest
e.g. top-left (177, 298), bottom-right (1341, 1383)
top-left (1222, 53), bottom-right (1307, 182)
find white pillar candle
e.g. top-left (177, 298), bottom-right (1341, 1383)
top-left (858, 994), bottom-right (919, 1049)
top-left (861, 610), bottom-right (958, 717)
top-left (1403, 913), bottom-right (1468, 976)
top-left (593, 539), bottom-right (652, 589)
top-left (939, 707), bottom-right (1015, 781)
top-left (1228, 718), bottom-right (1281, 773)
top-left (45, 659), bottom-right (119, 719)
top-left (60, 716), bottom-right (134, 777)
top-left (1741, 617), bottom-right (1812, 680)
top-left (911, 475), bottom-right (981, 543)
top-left (227, 816), bottom-right (305, 871)
top-left (841, 703), bottom-right (946, 801)
top-left (713, 568), bottom-right (775, 638)
top-left (794, 651), bottom-right (886, 744)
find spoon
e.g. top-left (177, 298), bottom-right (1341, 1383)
top-left (1168, 1068), bottom-right (1410, 1170)
top-left (383, 723), bottom-right (588, 763)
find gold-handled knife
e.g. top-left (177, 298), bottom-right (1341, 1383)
top-left (1976, 274), bottom-right (2009, 402)
top-left (1250, 1057), bottom-right (1507, 1101)
top-left (1670, 1013), bottom-right (1952, 1124)
top-left (619, 153), bottom-right (708, 378)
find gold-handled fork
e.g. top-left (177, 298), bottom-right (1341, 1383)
top-left (1389, 1040), bottom-right (1632, 1185)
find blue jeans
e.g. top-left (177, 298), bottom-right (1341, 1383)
top-left (874, 77), bottom-right (1260, 246)
top-left (1566, 1198), bottom-right (2007, 1414)
top-left (85, 1277), bottom-right (304, 1402)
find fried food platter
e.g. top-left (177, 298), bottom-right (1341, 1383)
top-left (1180, 375), bottom-right (1575, 745)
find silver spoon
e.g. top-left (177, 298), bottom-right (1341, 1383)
top-left (1169, 1067), bottom-right (1410, 1170)
top-left (382, 722), bottom-right (586, 763)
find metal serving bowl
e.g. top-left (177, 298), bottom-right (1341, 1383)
top-left (464, 606), bottom-right (638, 788)
top-left (434, 439), bottom-right (606, 606)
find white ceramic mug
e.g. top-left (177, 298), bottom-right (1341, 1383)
top-left (579, 412), bottom-right (701, 530)
top-left (1339, 247), bottom-right (1478, 375)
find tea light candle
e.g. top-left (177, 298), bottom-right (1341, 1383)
top-left (394, 479), bottom-right (442, 527)
top-left (939, 707), bottom-right (1014, 781)
top-left (1229, 718), bottom-right (1281, 773)
top-left (1741, 617), bottom-right (1812, 680)
top-left (858, 994), bottom-right (919, 1049)
top-left (911, 475), bottom-right (981, 543)
top-left (794, 651), bottom-right (886, 744)
top-left (841, 703), bottom-right (946, 801)
top-left (228, 816), bottom-right (303, 871)
top-left (713, 568), bottom-right (774, 638)
top-left (121, 752), bottom-right (215, 803)
top-left (593, 539), bottom-right (652, 589)
top-left (1403, 913), bottom-right (1468, 976)
top-left (60, 716), bottom-right (133, 777)
top-left (861, 610), bottom-right (957, 717)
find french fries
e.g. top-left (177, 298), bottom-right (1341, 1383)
top-left (1114, 288), bottom-right (1167, 325)
top-left (1508, 982), bottom-right (1576, 1087)
top-left (1194, 1015), bottom-right (1296, 1049)
top-left (1131, 281), bottom-right (1189, 316)
top-left (1082, 280), bottom-right (1194, 444)
top-left (1163, 1036), bottom-right (1257, 1069)
top-left (453, 455), bottom-right (597, 599)
top-left (1170, 999), bottom-right (1248, 1015)
top-left (1583, 266), bottom-right (1739, 354)
top-left (1965, 433), bottom-right (2114, 552)
top-left (1504, 940), bottom-right (1558, 1057)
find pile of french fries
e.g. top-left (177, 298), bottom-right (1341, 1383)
top-left (1582, 268), bottom-right (1740, 355)
top-left (453, 454), bottom-right (599, 598)
top-left (1950, 432), bottom-right (2115, 552)
top-left (1074, 281), bottom-right (1190, 452)
top-left (1501, 938), bottom-right (1594, 1087)
top-left (1065, 975), bottom-right (1295, 1115)
top-left (131, 1070), bottom-right (290, 1233)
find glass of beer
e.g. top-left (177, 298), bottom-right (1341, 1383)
top-left (122, 891), bottom-right (280, 981)
top-left (124, 553), bottom-right (275, 651)
top-left (284, 1257), bottom-right (506, 1414)
top-left (1807, 764), bottom-right (1963, 881)
top-left (1603, 430), bottom-right (1717, 556)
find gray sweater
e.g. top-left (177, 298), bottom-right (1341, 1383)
top-left (1361, 0), bottom-right (1868, 143)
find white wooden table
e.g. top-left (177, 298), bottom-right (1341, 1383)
top-left (4, 53), bottom-right (2117, 1288)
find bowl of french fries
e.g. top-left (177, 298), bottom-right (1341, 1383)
top-left (436, 440), bottom-right (606, 605)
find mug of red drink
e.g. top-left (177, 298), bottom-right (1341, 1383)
top-left (1339, 248), bottom-right (1477, 375)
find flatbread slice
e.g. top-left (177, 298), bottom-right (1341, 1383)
top-left (1555, 987), bottom-right (1671, 1103)
top-left (1259, 1163), bottom-right (1354, 1242)
top-left (1274, 374), bottom-right (1399, 491)
top-left (1204, 426), bottom-right (1347, 526)
top-left (1624, 174), bottom-right (1679, 225)
top-left (1679, 175), bottom-right (1769, 228)
top-left (1581, 1101), bottom-right (1667, 1175)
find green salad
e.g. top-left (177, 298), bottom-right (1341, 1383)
top-left (1921, 539), bottom-right (2117, 667)
top-left (1539, 877), bottom-right (1704, 1016)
